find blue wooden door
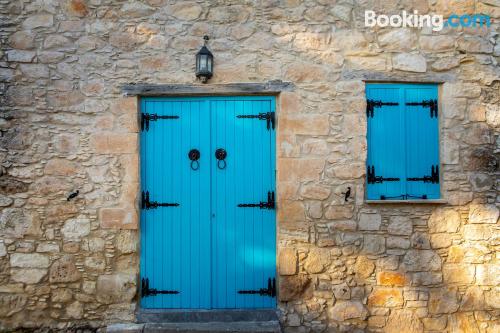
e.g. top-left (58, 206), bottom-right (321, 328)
top-left (140, 96), bottom-right (276, 309)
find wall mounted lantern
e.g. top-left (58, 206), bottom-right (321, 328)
top-left (195, 35), bottom-right (213, 83)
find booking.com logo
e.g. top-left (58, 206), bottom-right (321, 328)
top-left (365, 10), bottom-right (492, 32)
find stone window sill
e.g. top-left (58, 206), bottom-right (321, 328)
top-left (366, 199), bottom-right (447, 204)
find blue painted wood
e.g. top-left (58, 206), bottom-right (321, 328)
top-left (404, 85), bottom-right (440, 199)
top-left (366, 83), bottom-right (440, 200)
top-left (140, 96), bottom-right (276, 309)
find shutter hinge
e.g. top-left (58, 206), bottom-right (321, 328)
top-left (237, 112), bottom-right (275, 130)
top-left (237, 191), bottom-right (275, 209)
top-left (407, 165), bottom-right (439, 183)
top-left (405, 99), bottom-right (438, 118)
top-left (141, 191), bottom-right (179, 209)
top-left (141, 113), bottom-right (179, 131)
top-left (367, 166), bottom-right (400, 184)
top-left (380, 194), bottom-right (428, 200)
top-left (366, 99), bottom-right (399, 118)
top-left (238, 278), bottom-right (276, 297)
top-left (141, 278), bottom-right (179, 298)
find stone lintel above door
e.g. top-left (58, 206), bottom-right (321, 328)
top-left (121, 80), bottom-right (294, 97)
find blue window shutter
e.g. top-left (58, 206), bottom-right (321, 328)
top-left (366, 84), bottom-right (406, 200)
top-left (404, 85), bottom-right (440, 199)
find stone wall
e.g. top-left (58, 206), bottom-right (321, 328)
top-left (0, 0), bottom-right (499, 332)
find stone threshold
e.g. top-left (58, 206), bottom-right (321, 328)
top-left (121, 80), bottom-right (294, 96)
top-left (137, 308), bottom-right (280, 323)
top-left (108, 321), bottom-right (281, 333)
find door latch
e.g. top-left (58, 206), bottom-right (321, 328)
top-left (238, 191), bottom-right (275, 209)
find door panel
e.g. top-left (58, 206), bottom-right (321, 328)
top-left (140, 99), bottom-right (211, 309)
top-left (140, 96), bottom-right (276, 309)
top-left (210, 98), bottom-right (276, 309)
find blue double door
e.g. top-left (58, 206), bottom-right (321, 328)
top-left (140, 96), bottom-right (276, 309)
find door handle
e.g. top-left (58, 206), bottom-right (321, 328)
top-left (188, 149), bottom-right (200, 170)
top-left (215, 148), bottom-right (227, 170)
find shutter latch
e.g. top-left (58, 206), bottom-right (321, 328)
top-left (367, 166), bottom-right (400, 184)
top-left (405, 99), bottom-right (438, 118)
top-left (366, 99), bottom-right (399, 118)
top-left (407, 165), bottom-right (439, 183)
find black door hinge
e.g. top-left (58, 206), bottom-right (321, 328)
top-left (407, 165), bottom-right (439, 184)
top-left (141, 278), bottom-right (179, 298)
top-left (238, 191), bottom-right (275, 209)
top-left (141, 191), bottom-right (179, 209)
top-left (238, 278), bottom-right (276, 297)
top-left (405, 99), bottom-right (438, 118)
top-left (367, 166), bottom-right (400, 184)
top-left (237, 112), bottom-right (275, 130)
top-left (366, 100), bottom-right (399, 118)
top-left (141, 113), bottom-right (179, 131)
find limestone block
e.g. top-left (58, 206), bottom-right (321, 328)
top-left (279, 248), bottom-right (297, 276)
top-left (422, 316), bottom-right (447, 330)
top-left (429, 288), bottom-right (459, 314)
top-left (0, 208), bottom-right (37, 238)
top-left (468, 204), bottom-right (499, 224)
top-left (329, 301), bottom-right (368, 321)
top-left (419, 35), bottom-right (455, 52)
top-left (449, 312), bottom-right (480, 333)
top-left (442, 264), bottom-right (475, 284)
top-left (49, 255), bottom-right (81, 283)
top-left (392, 53), bottom-right (427, 72)
top-left (6, 50), bottom-right (36, 62)
top-left (66, 301), bottom-right (84, 319)
top-left (476, 265), bottom-right (500, 285)
top-left (464, 224), bottom-right (492, 240)
top-left (278, 159), bottom-right (324, 182)
top-left (96, 273), bottom-right (136, 304)
top-left (430, 233), bottom-right (452, 249)
top-left (10, 268), bottom-right (47, 284)
top-left (120, 2), bottom-right (154, 18)
top-left (280, 114), bottom-right (330, 135)
top-left (384, 309), bottom-right (423, 333)
top-left (100, 208), bottom-right (138, 229)
top-left (402, 250), bottom-right (441, 271)
top-left (378, 29), bottom-right (416, 51)
top-left (428, 208), bottom-right (461, 233)
top-left (354, 256), bottom-right (375, 279)
top-left (19, 64), bottom-right (49, 79)
top-left (376, 271), bottom-right (406, 286)
top-left (304, 248), bottom-right (330, 274)
top-left (22, 14), bottom-right (53, 29)
top-left (90, 133), bottom-right (138, 154)
top-left (460, 286), bottom-right (485, 311)
top-left (61, 216), bottom-right (90, 241)
top-left (278, 275), bottom-right (310, 302)
top-left (387, 216), bottom-right (412, 235)
top-left (368, 288), bottom-right (404, 307)
top-left (64, 0), bottom-right (89, 17)
top-left (358, 212), bottom-right (381, 231)
top-left (116, 230), bottom-right (138, 254)
top-left (9, 31), bottom-right (35, 50)
top-left (362, 234), bottom-right (385, 255)
top-left (10, 253), bottom-right (49, 268)
top-left (0, 294), bottom-right (27, 317)
top-left (300, 184), bottom-right (331, 200)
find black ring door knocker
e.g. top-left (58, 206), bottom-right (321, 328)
top-left (215, 148), bottom-right (227, 170)
top-left (188, 149), bottom-right (200, 170)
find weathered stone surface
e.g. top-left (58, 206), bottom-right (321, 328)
top-left (354, 256), bottom-right (375, 279)
top-left (384, 309), bottom-right (423, 333)
top-left (378, 29), bottom-right (416, 51)
top-left (10, 253), bottom-right (50, 268)
top-left (11, 268), bottom-right (47, 284)
top-left (358, 212), bottom-right (381, 231)
top-left (64, 0), bottom-right (89, 17)
top-left (443, 264), bottom-right (475, 284)
top-left (376, 271), bottom-right (406, 286)
top-left (403, 250), bottom-right (441, 271)
top-left (9, 31), bottom-right (35, 50)
top-left (66, 301), bottom-right (84, 319)
top-left (300, 184), bottom-right (331, 200)
top-left (368, 288), bottom-right (403, 307)
top-left (168, 2), bottom-right (203, 20)
top-left (279, 275), bottom-right (310, 302)
top-left (422, 316), bottom-right (447, 330)
top-left (49, 255), bottom-right (81, 283)
top-left (0, 294), bottom-right (27, 317)
top-left (115, 231), bottom-right (137, 254)
top-left (468, 203), bottom-right (499, 224)
top-left (393, 53), bottom-right (427, 72)
top-left (461, 286), bottom-right (485, 311)
top-left (464, 224), bottom-right (492, 240)
top-left (476, 265), bottom-right (500, 285)
top-left (279, 248), bottom-right (297, 276)
top-left (61, 216), bottom-right (90, 241)
top-left (430, 233), bottom-right (452, 249)
top-left (100, 208), bottom-right (138, 229)
top-left (428, 208), bottom-right (461, 233)
top-left (96, 273), bottom-right (136, 304)
top-left (362, 234), bottom-right (385, 254)
top-left (449, 312), bottom-right (480, 333)
top-left (429, 288), bottom-right (459, 314)
top-left (304, 248), bottom-right (329, 274)
top-left (329, 301), bottom-right (368, 321)
top-left (0, 208), bottom-right (36, 238)
top-left (120, 2), bottom-right (154, 18)
top-left (22, 14), bottom-right (53, 29)
top-left (387, 216), bottom-right (412, 235)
